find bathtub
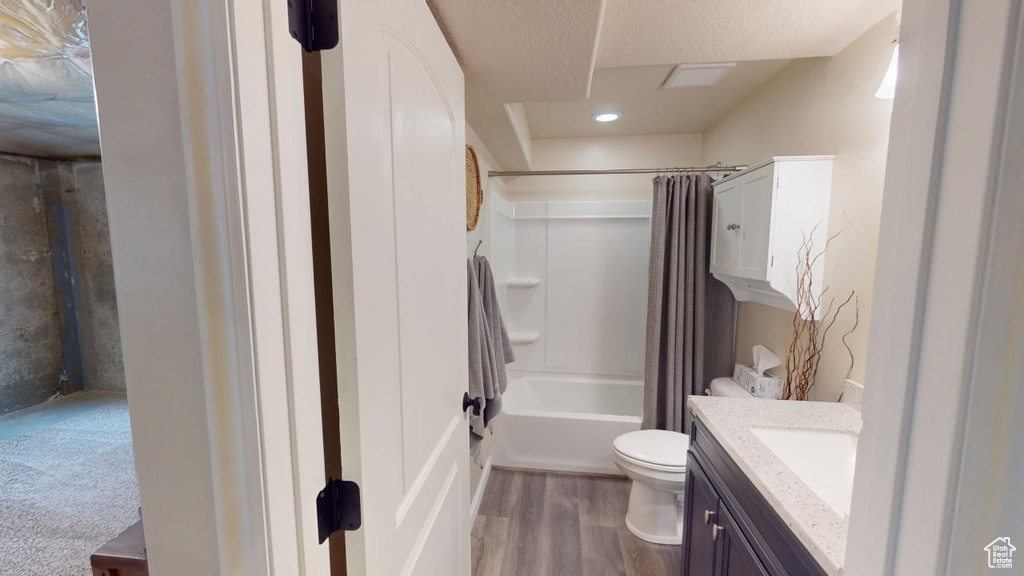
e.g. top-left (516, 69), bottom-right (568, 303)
top-left (491, 373), bottom-right (643, 475)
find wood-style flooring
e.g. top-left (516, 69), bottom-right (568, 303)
top-left (472, 469), bottom-right (681, 576)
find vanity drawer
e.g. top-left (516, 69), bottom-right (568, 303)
top-left (686, 416), bottom-right (828, 576)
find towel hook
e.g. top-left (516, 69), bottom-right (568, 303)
top-left (473, 239), bottom-right (483, 258)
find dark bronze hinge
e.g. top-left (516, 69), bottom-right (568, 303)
top-left (317, 478), bottom-right (361, 543)
top-left (288, 0), bottom-right (339, 52)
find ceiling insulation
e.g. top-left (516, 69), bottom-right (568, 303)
top-left (0, 0), bottom-right (99, 158)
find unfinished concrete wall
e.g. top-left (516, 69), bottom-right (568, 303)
top-left (37, 159), bottom-right (84, 393)
top-left (0, 155), bottom-right (63, 415)
top-left (36, 158), bottom-right (125, 392)
top-left (0, 154), bottom-right (124, 414)
top-left (65, 161), bottom-right (125, 391)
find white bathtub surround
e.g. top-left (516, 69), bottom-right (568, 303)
top-left (507, 200), bottom-right (652, 378)
top-left (688, 396), bottom-right (862, 576)
top-left (511, 200), bottom-right (652, 220)
top-left (491, 373), bottom-right (642, 475)
top-left (508, 332), bottom-right (540, 345)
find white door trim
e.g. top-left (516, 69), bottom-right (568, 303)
top-left (469, 457), bottom-right (493, 521)
top-left (846, 0), bottom-right (1023, 573)
top-left (945, 7), bottom-right (1024, 568)
top-left (89, 0), bottom-right (327, 573)
top-left (229, 0), bottom-right (330, 573)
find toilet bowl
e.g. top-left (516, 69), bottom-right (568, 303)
top-left (613, 430), bottom-right (689, 544)
top-left (613, 377), bottom-right (750, 545)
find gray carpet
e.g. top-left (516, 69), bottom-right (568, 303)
top-left (0, 397), bottom-right (140, 576)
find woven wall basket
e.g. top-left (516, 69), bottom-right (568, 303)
top-left (465, 145), bottom-right (483, 231)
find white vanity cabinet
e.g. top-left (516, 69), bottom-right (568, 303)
top-left (710, 156), bottom-right (834, 317)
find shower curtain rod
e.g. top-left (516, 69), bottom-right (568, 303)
top-left (487, 164), bottom-right (748, 178)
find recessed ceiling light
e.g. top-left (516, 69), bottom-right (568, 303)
top-left (593, 112), bottom-right (621, 122)
top-left (662, 63), bottom-right (737, 89)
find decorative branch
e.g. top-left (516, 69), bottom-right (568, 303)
top-left (843, 294), bottom-right (860, 380)
top-left (784, 215), bottom-right (859, 401)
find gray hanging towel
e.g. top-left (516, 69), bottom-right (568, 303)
top-left (467, 255), bottom-right (515, 466)
top-left (467, 258), bottom-right (493, 465)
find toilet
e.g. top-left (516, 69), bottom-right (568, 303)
top-left (612, 377), bottom-right (750, 544)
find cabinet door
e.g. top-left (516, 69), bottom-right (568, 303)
top-left (734, 169), bottom-right (774, 280)
top-left (716, 506), bottom-right (769, 576)
top-left (682, 456), bottom-right (719, 576)
top-left (710, 181), bottom-right (742, 275)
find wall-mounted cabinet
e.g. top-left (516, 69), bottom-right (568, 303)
top-left (710, 156), bottom-right (834, 318)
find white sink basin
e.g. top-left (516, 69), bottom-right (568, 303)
top-left (749, 427), bottom-right (858, 517)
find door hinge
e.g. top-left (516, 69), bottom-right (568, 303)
top-left (288, 0), bottom-right (339, 52)
top-left (317, 478), bottom-right (361, 543)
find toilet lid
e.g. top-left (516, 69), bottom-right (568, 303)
top-left (613, 430), bottom-right (689, 469)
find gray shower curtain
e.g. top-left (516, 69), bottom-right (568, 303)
top-left (642, 174), bottom-right (735, 433)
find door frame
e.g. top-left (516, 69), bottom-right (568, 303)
top-left (88, 0), bottom-right (328, 574)
top-left (845, 0), bottom-right (1023, 573)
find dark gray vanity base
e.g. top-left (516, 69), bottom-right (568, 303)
top-left (681, 416), bottom-right (828, 576)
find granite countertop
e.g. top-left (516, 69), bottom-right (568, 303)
top-left (688, 396), bottom-right (862, 576)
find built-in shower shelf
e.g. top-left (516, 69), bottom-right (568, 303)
top-left (509, 332), bottom-right (540, 345)
top-left (506, 277), bottom-right (541, 288)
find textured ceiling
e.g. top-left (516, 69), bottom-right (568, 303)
top-left (430, 0), bottom-right (899, 170)
top-left (0, 0), bottom-right (99, 158)
top-left (428, 0), bottom-right (606, 103)
top-left (428, 0), bottom-right (607, 169)
top-left (597, 0), bottom-right (899, 67)
top-left (525, 60), bottom-right (791, 140)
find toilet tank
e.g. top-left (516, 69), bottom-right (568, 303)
top-left (708, 377), bottom-right (752, 398)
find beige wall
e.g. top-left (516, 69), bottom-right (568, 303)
top-left (702, 15), bottom-right (897, 401)
top-left (504, 133), bottom-right (702, 201)
top-left (467, 124), bottom-right (504, 259)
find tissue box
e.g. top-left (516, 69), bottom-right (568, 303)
top-left (734, 364), bottom-right (785, 399)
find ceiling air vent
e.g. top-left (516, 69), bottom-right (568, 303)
top-left (662, 63), bottom-right (737, 89)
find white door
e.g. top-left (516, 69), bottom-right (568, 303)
top-left (320, 1), bottom-right (470, 575)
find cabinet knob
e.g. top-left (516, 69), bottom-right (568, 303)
top-left (712, 524), bottom-right (724, 541)
top-left (704, 510), bottom-right (716, 525)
